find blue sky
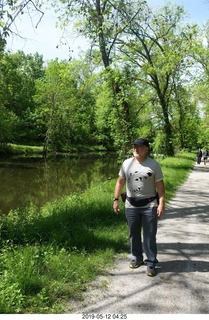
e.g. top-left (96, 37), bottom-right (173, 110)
top-left (149, 0), bottom-right (209, 25)
top-left (6, 0), bottom-right (209, 61)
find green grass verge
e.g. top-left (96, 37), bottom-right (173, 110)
top-left (0, 151), bottom-right (195, 313)
top-left (0, 143), bottom-right (107, 157)
top-left (0, 143), bottom-right (43, 155)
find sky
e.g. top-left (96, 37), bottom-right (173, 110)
top-left (5, 0), bottom-right (209, 62)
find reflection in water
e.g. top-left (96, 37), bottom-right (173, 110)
top-left (0, 156), bottom-right (120, 214)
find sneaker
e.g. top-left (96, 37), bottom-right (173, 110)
top-left (146, 266), bottom-right (156, 277)
top-left (129, 260), bottom-right (144, 269)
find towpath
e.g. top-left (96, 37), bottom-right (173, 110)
top-left (70, 163), bottom-right (209, 314)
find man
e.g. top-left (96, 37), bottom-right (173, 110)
top-left (196, 148), bottom-right (202, 165)
top-left (203, 149), bottom-right (208, 165)
top-left (113, 138), bottom-right (165, 277)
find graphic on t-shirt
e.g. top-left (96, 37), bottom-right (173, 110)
top-left (127, 170), bottom-right (153, 193)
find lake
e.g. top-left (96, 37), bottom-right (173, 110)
top-left (0, 155), bottom-right (120, 214)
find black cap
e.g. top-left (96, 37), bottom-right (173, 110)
top-left (133, 138), bottom-right (149, 147)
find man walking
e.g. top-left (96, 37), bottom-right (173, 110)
top-left (113, 138), bottom-right (165, 276)
top-left (196, 148), bottom-right (202, 165)
top-left (203, 149), bottom-right (208, 165)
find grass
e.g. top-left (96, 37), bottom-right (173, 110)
top-left (0, 143), bottom-right (107, 158)
top-left (157, 151), bottom-right (195, 202)
top-left (0, 151), bottom-right (195, 313)
top-left (0, 143), bottom-right (43, 155)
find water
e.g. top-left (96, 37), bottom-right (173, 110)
top-left (0, 155), bottom-right (120, 214)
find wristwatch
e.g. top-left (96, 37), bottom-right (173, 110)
top-left (113, 197), bottom-right (119, 201)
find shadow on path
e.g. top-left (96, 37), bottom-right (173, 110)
top-left (72, 164), bottom-right (209, 314)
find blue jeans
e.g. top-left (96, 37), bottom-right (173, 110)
top-left (125, 206), bottom-right (158, 267)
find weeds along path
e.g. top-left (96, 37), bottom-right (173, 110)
top-left (69, 163), bottom-right (209, 314)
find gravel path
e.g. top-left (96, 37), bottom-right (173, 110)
top-left (70, 163), bottom-right (209, 314)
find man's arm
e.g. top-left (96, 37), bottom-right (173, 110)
top-left (156, 179), bottom-right (165, 217)
top-left (113, 176), bottom-right (126, 215)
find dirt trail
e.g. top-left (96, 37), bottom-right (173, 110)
top-left (69, 163), bottom-right (209, 314)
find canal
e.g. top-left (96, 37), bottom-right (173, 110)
top-left (0, 155), bottom-right (120, 214)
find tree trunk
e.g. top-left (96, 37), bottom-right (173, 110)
top-left (95, 0), bottom-right (132, 154)
top-left (161, 99), bottom-right (175, 156)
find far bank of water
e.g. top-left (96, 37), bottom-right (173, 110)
top-left (0, 155), bottom-right (120, 214)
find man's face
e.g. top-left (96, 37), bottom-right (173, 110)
top-left (133, 144), bottom-right (148, 158)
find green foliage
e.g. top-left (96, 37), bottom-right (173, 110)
top-left (0, 106), bottom-right (18, 143)
top-left (1, 0), bottom-right (209, 154)
top-left (121, 3), bottom-right (198, 155)
top-left (53, 0), bottom-right (202, 155)
top-left (33, 58), bottom-right (98, 152)
top-left (0, 51), bottom-right (44, 144)
top-left (94, 67), bottom-right (138, 154)
top-left (191, 22), bottom-right (209, 148)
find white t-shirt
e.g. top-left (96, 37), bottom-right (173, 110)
top-left (119, 156), bottom-right (163, 208)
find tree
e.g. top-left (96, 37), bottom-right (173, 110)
top-left (52, 0), bottom-right (149, 156)
top-left (0, 1), bottom-right (46, 143)
top-left (171, 84), bottom-right (200, 150)
top-left (190, 20), bottom-right (209, 148)
top-left (117, 3), bottom-right (198, 155)
top-left (0, 105), bottom-right (18, 143)
top-left (52, 0), bottom-right (200, 155)
top-left (0, 50), bottom-right (44, 143)
top-left (34, 58), bottom-right (97, 153)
